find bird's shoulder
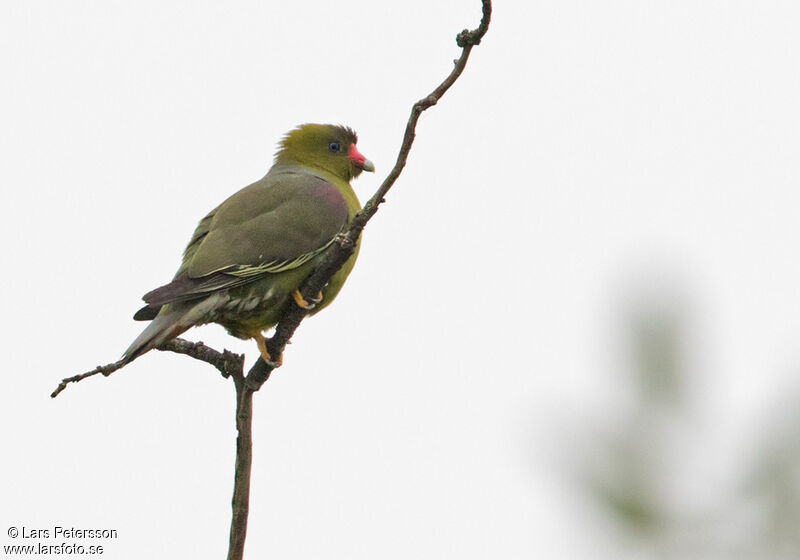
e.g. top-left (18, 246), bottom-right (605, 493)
top-left (212, 165), bottom-right (350, 228)
top-left (182, 165), bottom-right (352, 278)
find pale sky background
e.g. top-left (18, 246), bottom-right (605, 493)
top-left (2, 1), bottom-right (800, 559)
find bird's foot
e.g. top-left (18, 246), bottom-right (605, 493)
top-left (254, 333), bottom-right (282, 368)
top-left (292, 289), bottom-right (323, 310)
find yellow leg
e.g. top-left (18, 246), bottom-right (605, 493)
top-left (254, 332), bottom-right (282, 367)
top-left (292, 289), bottom-right (323, 310)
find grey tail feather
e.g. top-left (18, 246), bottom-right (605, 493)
top-left (121, 293), bottom-right (228, 365)
top-left (121, 311), bottom-right (190, 364)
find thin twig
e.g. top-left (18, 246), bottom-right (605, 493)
top-left (51, 338), bottom-right (243, 397)
top-left (51, 361), bottom-right (125, 398)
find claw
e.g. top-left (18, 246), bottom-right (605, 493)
top-left (254, 332), bottom-right (282, 367)
top-left (292, 289), bottom-right (323, 310)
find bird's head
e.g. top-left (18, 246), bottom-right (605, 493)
top-left (275, 123), bottom-right (375, 181)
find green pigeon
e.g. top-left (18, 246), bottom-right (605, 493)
top-left (122, 123), bottom-right (373, 365)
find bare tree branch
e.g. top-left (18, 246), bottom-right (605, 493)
top-left (56, 2), bottom-right (491, 559)
top-left (228, 373), bottom-right (253, 560)
top-left (227, 3), bottom-right (491, 557)
top-left (51, 339), bottom-right (243, 398)
top-left (246, 0), bottom-right (493, 392)
top-left (158, 339), bottom-right (244, 378)
top-left (51, 361), bottom-right (125, 398)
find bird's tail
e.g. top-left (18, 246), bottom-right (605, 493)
top-left (121, 294), bottom-right (226, 364)
top-left (121, 310), bottom-right (191, 364)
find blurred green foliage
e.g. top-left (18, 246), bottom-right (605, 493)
top-left (581, 297), bottom-right (800, 559)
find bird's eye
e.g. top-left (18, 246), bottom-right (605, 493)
top-left (328, 141), bottom-right (341, 153)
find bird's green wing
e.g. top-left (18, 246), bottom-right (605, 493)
top-left (141, 168), bottom-right (349, 309)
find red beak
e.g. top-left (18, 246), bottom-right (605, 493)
top-left (348, 143), bottom-right (375, 172)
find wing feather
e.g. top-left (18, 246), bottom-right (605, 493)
top-left (139, 167), bottom-right (348, 309)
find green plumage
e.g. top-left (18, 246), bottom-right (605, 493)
top-left (123, 124), bottom-right (373, 363)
